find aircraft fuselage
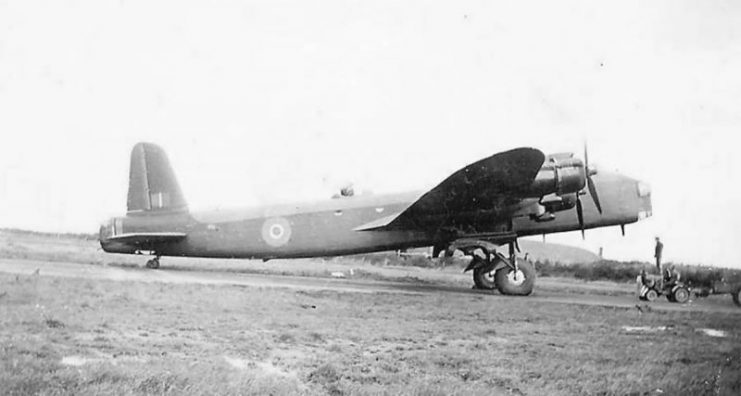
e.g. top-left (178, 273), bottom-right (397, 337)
top-left (100, 170), bottom-right (651, 259)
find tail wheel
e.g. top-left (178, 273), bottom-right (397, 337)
top-left (645, 289), bottom-right (658, 302)
top-left (145, 258), bottom-right (160, 269)
top-left (672, 286), bottom-right (690, 304)
top-left (473, 266), bottom-right (497, 290)
top-left (494, 259), bottom-right (535, 296)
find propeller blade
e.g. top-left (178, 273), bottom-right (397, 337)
top-left (576, 196), bottom-right (585, 239)
top-left (587, 176), bottom-right (603, 214)
top-left (583, 142), bottom-right (603, 214)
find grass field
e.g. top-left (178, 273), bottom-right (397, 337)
top-left (1, 230), bottom-right (740, 395)
top-left (1, 272), bottom-right (740, 395)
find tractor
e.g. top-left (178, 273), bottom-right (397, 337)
top-left (636, 272), bottom-right (690, 303)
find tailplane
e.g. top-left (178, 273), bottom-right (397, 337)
top-left (127, 142), bottom-right (188, 214)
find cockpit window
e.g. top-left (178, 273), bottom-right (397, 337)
top-left (637, 182), bottom-right (651, 197)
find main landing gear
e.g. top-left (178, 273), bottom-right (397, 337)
top-left (145, 256), bottom-right (161, 269)
top-left (456, 240), bottom-right (535, 296)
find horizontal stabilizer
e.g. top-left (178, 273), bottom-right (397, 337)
top-left (106, 232), bottom-right (186, 246)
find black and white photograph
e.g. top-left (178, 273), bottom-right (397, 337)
top-left (1, 1), bottom-right (739, 394)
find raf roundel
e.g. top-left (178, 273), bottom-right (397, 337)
top-left (261, 217), bottom-right (292, 247)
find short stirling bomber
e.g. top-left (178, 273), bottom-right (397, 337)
top-left (100, 143), bottom-right (652, 295)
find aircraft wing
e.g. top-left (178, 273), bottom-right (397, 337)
top-left (356, 147), bottom-right (545, 231)
top-left (106, 232), bottom-right (187, 246)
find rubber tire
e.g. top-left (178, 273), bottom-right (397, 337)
top-left (494, 259), bottom-right (535, 296)
top-left (473, 266), bottom-right (497, 290)
top-left (673, 287), bottom-right (690, 304)
top-left (645, 289), bottom-right (658, 302)
top-left (731, 289), bottom-right (740, 307)
top-left (145, 259), bottom-right (160, 269)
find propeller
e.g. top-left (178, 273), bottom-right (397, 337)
top-left (576, 196), bottom-right (585, 239)
top-left (575, 143), bottom-right (603, 239)
top-left (584, 144), bottom-right (602, 214)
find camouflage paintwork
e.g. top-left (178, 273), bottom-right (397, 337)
top-left (100, 143), bottom-right (652, 260)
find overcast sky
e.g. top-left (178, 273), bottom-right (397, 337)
top-left (1, 1), bottom-right (739, 267)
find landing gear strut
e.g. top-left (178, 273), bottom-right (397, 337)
top-left (460, 240), bottom-right (535, 296)
top-left (145, 256), bottom-right (160, 269)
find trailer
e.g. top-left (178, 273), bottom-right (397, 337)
top-left (691, 281), bottom-right (741, 307)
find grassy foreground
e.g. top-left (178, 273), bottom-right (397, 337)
top-left (1, 271), bottom-right (740, 396)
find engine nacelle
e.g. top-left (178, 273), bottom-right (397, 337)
top-left (527, 157), bottom-right (586, 197)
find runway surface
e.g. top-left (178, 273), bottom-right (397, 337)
top-left (1, 258), bottom-right (739, 314)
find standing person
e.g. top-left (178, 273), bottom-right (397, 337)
top-left (654, 237), bottom-right (664, 273)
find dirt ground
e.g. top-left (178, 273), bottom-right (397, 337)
top-left (1, 231), bottom-right (740, 395)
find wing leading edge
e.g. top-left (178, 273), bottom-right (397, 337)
top-left (355, 147), bottom-right (545, 232)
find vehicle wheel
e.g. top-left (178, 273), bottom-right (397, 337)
top-left (473, 266), bottom-right (497, 290)
top-left (732, 289), bottom-right (740, 307)
top-left (672, 286), bottom-right (690, 304)
top-left (494, 259), bottom-right (535, 296)
top-left (645, 289), bottom-right (658, 302)
top-left (145, 258), bottom-right (160, 269)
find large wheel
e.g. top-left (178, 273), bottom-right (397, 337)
top-left (473, 266), bottom-right (497, 290)
top-left (672, 286), bottom-right (690, 304)
top-left (494, 259), bottom-right (535, 296)
top-left (731, 288), bottom-right (740, 307)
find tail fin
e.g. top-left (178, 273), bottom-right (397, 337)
top-left (127, 142), bottom-right (188, 214)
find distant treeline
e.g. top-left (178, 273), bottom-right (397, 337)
top-left (0, 228), bottom-right (98, 241)
top-left (345, 251), bottom-right (741, 287)
top-left (535, 259), bottom-right (741, 288)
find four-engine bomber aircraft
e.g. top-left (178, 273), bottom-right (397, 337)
top-left (100, 143), bottom-right (652, 295)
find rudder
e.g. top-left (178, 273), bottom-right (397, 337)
top-left (127, 142), bottom-right (188, 213)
